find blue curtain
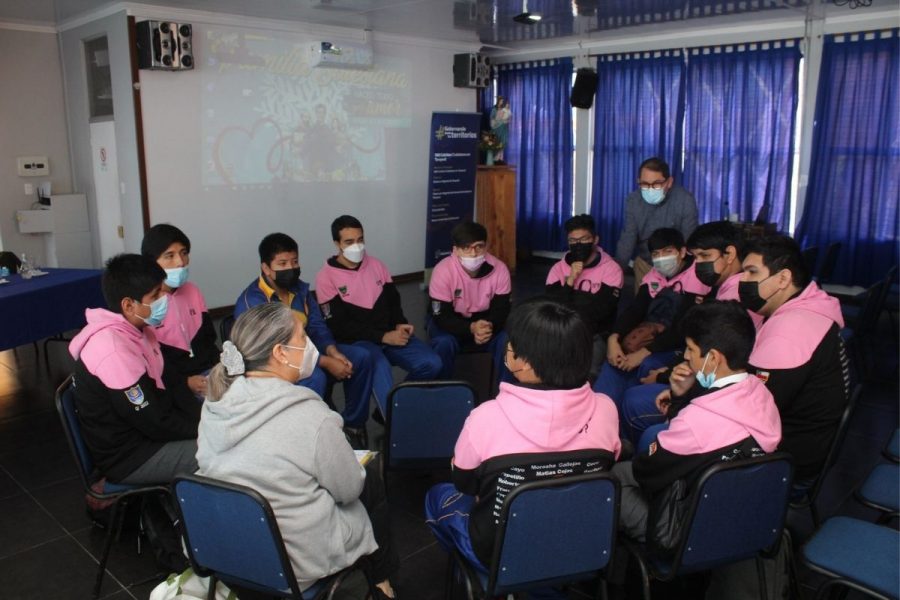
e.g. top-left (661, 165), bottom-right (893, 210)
top-left (796, 31), bottom-right (900, 286)
top-left (682, 42), bottom-right (801, 229)
top-left (497, 59), bottom-right (574, 251)
top-left (590, 51), bottom-right (685, 255)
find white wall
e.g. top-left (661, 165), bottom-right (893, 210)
top-left (0, 26), bottom-right (73, 261)
top-left (136, 15), bottom-right (475, 307)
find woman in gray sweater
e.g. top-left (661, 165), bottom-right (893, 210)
top-left (198, 302), bottom-right (397, 597)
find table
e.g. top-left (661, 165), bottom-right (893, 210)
top-left (0, 268), bottom-right (105, 351)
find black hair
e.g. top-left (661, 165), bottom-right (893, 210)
top-left (564, 214), bottom-right (596, 236)
top-left (648, 227), bottom-right (685, 253)
top-left (102, 253), bottom-right (165, 314)
top-left (141, 223), bottom-right (191, 259)
top-left (331, 215), bottom-right (364, 241)
top-left (639, 157), bottom-right (671, 180)
top-left (258, 233), bottom-right (298, 265)
top-left (743, 234), bottom-right (810, 288)
top-left (506, 298), bottom-right (592, 389)
top-left (451, 222), bottom-right (487, 247)
top-left (680, 301), bottom-right (756, 369)
top-left (686, 221), bottom-right (743, 259)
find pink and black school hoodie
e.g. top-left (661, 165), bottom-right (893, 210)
top-left (748, 282), bottom-right (849, 481)
top-left (69, 308), bottom-right (200, 482)
top-left (612, 258), bottom-right (712, 353)
top-left (314, 254), bottom-right (408, 344)
top-left (153, 282), bottom-right (219, 377)
top-left (429, 253), bottom-right (512, 342)
top-left (634, 374), bottom-right (782, 494)
top-left (452, 382), bottom-right (621, 565)
top-left (546, 247), bottom-right (624, 335)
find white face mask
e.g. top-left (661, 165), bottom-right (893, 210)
top-left (459, 255), bottom-right (486, 271)
top-left (652, 254), bottom-right (680, 278)
top-left (283, 340), bottom-right (320, 381)
top-left (342, 243), bottom-right (365, 264)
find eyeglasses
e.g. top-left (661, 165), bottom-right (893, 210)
top-left (458, 242), bottom-right (487, 255)
top-left (567, 234), bottom-right (593, 245)
top-left (638, 180), bottom-right (667, 190)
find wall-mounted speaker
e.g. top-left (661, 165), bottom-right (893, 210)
top-left (136, 20), bottom-right (194, 70)
top-left (453, 53), bottom-right (491, 88)
top-left (571, 68), bottom-right (599, 109)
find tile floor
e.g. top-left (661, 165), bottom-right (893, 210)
top-left (0, 259), bottom-right (895, 599)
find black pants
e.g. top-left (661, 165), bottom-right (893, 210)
top-left (360, 453), bottom-right (399, 584)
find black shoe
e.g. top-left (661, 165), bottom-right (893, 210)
top-left (344, 426), bottom-right (369, 450)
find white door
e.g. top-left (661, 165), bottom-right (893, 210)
top-left (90, 120), bottom-right (125, 262)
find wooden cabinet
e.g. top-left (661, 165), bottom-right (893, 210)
top-left (476, 165), bottom-right (516, 272)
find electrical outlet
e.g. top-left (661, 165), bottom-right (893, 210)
top-left (24, 183), bottom-right (33, 195)
top-left (16, 156), bottom-right (50, 177)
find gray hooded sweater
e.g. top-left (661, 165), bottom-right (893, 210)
top-left (196, 376), bottom-right (377, 590)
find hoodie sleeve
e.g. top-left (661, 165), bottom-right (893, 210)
top-left (106, 372), bottom-right (200, 441)
top-left (313, 413), bottom-right (365, 504)
top-left (451, 420), bottom-right (483, 495)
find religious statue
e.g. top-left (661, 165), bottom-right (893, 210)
top-left (490, 96), bottom-right (511, 163)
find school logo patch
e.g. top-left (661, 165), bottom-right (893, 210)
top-left (755, 371), bottom-right (770, 383)
top-left (338, 286), bottom-right (349, 297)
top-left (431, 300), bottom-right (442, 315)
top-left (125, 385), bottom-right (145, 405)
top-left (650, 282), bottom-right (660, 292)
top-left (612, 288), bottom-right (620, 297)
top-left (321, 303), bottom-right (332, 319)
top-left (376, 279), bottom-right (383, 287)
top-left (189, 308), bottom-right (197, 316)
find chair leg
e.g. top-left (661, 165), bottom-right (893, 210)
top-left (93, 501), bottom-right (120, 598)
top-left (755, 556), bottom-right (768, 600)
top-left (810, 501), bottom-right (821, 528)
top-left (631, 553), bottom-right (652, 600)
top-left (444, 553), bottom-right (455, 600)
top-left (207, 574), bottom-right (218, 600)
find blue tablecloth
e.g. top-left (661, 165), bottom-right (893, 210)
top-left (0, 268), bottom-right (105, 351)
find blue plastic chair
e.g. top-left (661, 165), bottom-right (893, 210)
top-left (449, 472), bottom-right (620, 600)
top-left (802, 516), bottom-right (899, 600)
top-left (623, 452), bottom-right (794, 600)
top-left (55, 375), bottom-right (168, 599)
top-left (384, 381), bottom-right (476, 471)
top-left (856, 464), bottom-right (899, 524)
top-left (883, 428), bottom-right (899, 463)
top-left (173, 475), bottom-right (373, 599)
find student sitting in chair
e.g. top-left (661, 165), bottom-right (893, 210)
top-left (198, 303), bottom-right (398, 597)
top-left (141, 224), bottom-right (219, 399)
top-left (594, 227), bottom-right (710, 407)
top-left (234, 232), bottom-right (375, 449)
top-left (428, 221), bottom-right (511, 380)
top-left (425, 298), bottom-right (621, 600)
top-left (612, 301), bottom-right (781, 551)
top-left (68, 254), bottom-right (200, 485)
top-left (740, 234), bottom-right (849, 483)
top-left (315, 215), bottom-right (442, 419)
top-left (546, 214), bottom-right (624, 378)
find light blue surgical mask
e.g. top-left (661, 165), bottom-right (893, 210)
top-left (641, 188), bottom-right (666, 205)
top-left (696, 352), bottom-right (717, 389)
top-left (140, 294), bottom-right (169, 327)
top-left (164, 266), bottom-right (189, 289)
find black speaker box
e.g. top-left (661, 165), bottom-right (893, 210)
top-left (453, 53), bottom-right (491, 88)
top-left (571, 68), bottom-right (599, 109)
top-left (136, 20), bottom-right (193, 70)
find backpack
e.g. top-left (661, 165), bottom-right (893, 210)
top-left (142, 493), bottom-right (189, 574)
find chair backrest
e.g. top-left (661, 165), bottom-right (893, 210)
top-left (804, 384), bottom-right (861, 504)
top-left (220, 314), bottom-right (235, 343)
top-left (487, 472), bottom-right (619, 595)
top-left (0, 251), bottom-right (21, 273)
top-left (817, 242), bottom-right (842, 283)
top-left (671, 452), bottom-right (794, 575)
top-left (384, 381), bottom-right (476, 469)
top-left (801, 246), bottom-right (820, 276)
top-left (55, 375), bottom-right (97, 490)
top-left (855, 279), bottom-right (888, 336)
top-left (173, 475), bottom-right (303, 598)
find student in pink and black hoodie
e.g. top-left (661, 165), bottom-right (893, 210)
top-left (739, 235), bottom-right (849, 482)
top-left (425, 299), bottom-right (621, 599)
top-left (613, 301), bottom-right (781, 549)
top-left (69, 254), bottom-right (200, 485)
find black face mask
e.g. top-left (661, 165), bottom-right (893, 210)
top-left (738, 280), bottom-right (767, 313)
top-left (568, 242), bottom-right (593, 262)
top-left (695, 260), bottom-right (721, 287)
top-left (272, 267), bottom-right (301, 290)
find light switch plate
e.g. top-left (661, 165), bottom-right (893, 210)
top-left (16, 156), bottom-right (50, 177)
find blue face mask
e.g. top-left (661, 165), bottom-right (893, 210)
top-left (164, 266), bottom-right (189, 288)
top-left (140, 294), bottom-right (169, 327)
top-left (641, 188), bottom-right (666, 205)
top-left (696, 352), bottom-right (717, 389)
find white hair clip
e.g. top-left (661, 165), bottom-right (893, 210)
top-left (220, 340), bottom-right (246, 376)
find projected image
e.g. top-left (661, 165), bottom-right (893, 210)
top-left (202, 30), bottom-right (411, 186)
